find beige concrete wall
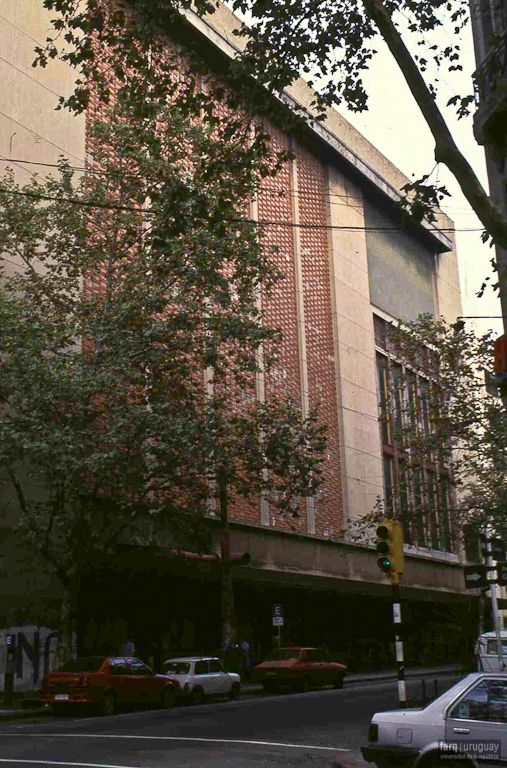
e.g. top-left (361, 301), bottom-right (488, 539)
top-left (230, 522), bottom-right (470, 600)
top-left (325, 166), bottom-right (383, 527)
top-left (435, 229), bottom-right (463, 323)
top-left (0, 0), bottom-right (85, 198)
top-left (192, 2), bottom-right (454, 254)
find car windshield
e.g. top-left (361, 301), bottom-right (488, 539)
top-left (265, 649), bottom-right (301, 661)
top-left (163, 662), bottom-right (191, 674)
top-left (486, 639), bottom-right (507, 654)
top-left (56, 657), bottom-right (105, 673)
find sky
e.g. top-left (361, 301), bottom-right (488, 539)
top-left (333, 15), bottom-right (504, 340)
top-left (228, 2), bottom-right (504, 340)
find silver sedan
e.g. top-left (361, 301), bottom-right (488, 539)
top-left (362, 672), bottom-right (507, 767)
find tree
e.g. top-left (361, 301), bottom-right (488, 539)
top-left (32, 0), bottom-right (507, 322)
top-left (348, 314), bottom-right (507, 547)
top-left (0, 103), bottom-right (327, 657)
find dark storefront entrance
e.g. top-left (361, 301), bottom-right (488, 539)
top-left (77, 549), bottom-right (479, 674)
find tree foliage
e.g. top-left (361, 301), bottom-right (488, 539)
top-left (0, 103), bottom-right (327, 605)
top-left (349, 314), bottom-right (507, 546)
top-left (32, 0), bottom-right (507, 258)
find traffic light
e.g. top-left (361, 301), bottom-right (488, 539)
top-left (376, 520), bottom-right (405, 584)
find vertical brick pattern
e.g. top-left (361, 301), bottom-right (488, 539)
top-left (296, 148), bottom-right (342, 538)
top-left (84, 35), bottom-right (343, 540)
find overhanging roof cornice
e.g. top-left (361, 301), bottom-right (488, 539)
top-left (179, 6), bottom-right (453, 255)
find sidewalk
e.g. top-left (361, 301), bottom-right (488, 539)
top-left (0, 663), bottom-right (465, 720)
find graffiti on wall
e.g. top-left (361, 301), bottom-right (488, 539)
top-left (1, 626), bottom-right (60, 690)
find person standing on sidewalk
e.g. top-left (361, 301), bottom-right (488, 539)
top-left (119, 638), bottom-right (135, 656)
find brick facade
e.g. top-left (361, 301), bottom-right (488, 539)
top-left (0, 1), bottom-right (474, 654)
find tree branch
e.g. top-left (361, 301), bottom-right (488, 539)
top-left (362, 0), bottom-right (507, 249)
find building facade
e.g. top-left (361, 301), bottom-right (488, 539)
top-left (0, 0), bottom-right (477, 676)
top-left (471, 0), bottom-right (507, 309)
top-left (470, 0), bottom-right (507, 633)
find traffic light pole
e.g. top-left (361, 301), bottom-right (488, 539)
top-left (486, 537), bottom-right (505, 670)
top-left (391, 581), bottom-right (407, 709)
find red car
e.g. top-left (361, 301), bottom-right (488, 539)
top-left (40, 656), bottom-right (180, 715)
top-left (254, 647), bottom-right (347, 692)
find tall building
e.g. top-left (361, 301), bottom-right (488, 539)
top-left (470, 0), bottom-right (507, 631)
top-left (0, 0), bottom-right (477, 683)
top-left (471, 0), bottom-right (507, 310)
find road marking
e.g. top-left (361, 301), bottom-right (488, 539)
top-left (2, 734), bottom-right (350, 752)
top-left (0, 761), bottom-right (134, 768)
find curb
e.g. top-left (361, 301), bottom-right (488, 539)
top-left (0, 706), bottom-right (49, 720)
top-left (0, 667), bottom-right (463, 720)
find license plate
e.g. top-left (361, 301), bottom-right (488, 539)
top-left (54, 694), bottom-right (69, 700)
top-left (266, 672), bottom-right (276, 676)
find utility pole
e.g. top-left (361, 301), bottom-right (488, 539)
top-left (376, 520), bottom-right (406, 708)
top-left (486, 536), bottom-right (505, 670)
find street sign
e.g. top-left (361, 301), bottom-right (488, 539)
top-left (273, 604), bottom-right (283, 617)
top-left (464, 564), bottom-right (487, 589)
top-left (480, 536), bottom-right (505, 561)
top-left (492, 539), bottom-right (506, 560)
top-left (272, 616), bottom-right (284, 627)
top-left (496, 562), bottom-right (507, 586)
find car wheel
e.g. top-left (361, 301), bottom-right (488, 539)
top-left (101, 693), bottom-right (116, 716)
top-left (333, 675), bottom-right (344, 689)
top-left (192, 687), bottom-right (206, 705)
top-left (161, 688), bottom-right (175, 709)
top-left (228, 683), bottom-right (240, 701)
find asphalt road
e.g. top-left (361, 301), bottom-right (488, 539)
top-left (0, 673), bottom-right (462, 768)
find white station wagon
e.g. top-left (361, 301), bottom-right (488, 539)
top-left (160, 657), bottom-right (241, 704)
top-left (362, 673), bottom-right (507, 768)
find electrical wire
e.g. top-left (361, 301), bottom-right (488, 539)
top-left (0, 187), bottom-right (487, 233)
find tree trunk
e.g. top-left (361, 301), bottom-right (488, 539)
top-left (219, 472), bottom-right (236, 649)
top-left (53, 576), bottom-right (78, 668)
top-left (362, 0), bottom-right (507, 256)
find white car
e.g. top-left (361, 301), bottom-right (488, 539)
top-left (159, 657), bottom-right (241, 704)
top-left (362, 672), bottom-right (507, 768)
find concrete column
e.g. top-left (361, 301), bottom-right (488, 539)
top-left (325, 165), bottom-right (383, 530)
top-left (290, 153), bottom-right (315, 534)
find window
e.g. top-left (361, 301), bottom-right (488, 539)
top-left (129, 659), bottom-right (151, 675)
top-left (163, 662), bottom-right (190, 674)
top-left (383, 455), bottom-right (394, 517)
top-left (486, 639), bottom-right (507, 654)
top-left (110, 658), bottom-right (129, 675)
top-left (374, 313), bottom-right (454, 553)
top-left (450, 679), bottom-right (507, 723)
top-left (194, 660), bottom-right (209, 675)
top-left (209, 659), bottom-right (224, 673)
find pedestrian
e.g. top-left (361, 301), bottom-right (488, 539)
top-left (240, 639), bottom-right (250, 678)
top-left (119, 638), bottom-right (135, 656)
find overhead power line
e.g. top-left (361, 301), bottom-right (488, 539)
top-left (0, 155), bottom-right (481, 215)
top-left (0, 187), bottom-right (487, 234)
